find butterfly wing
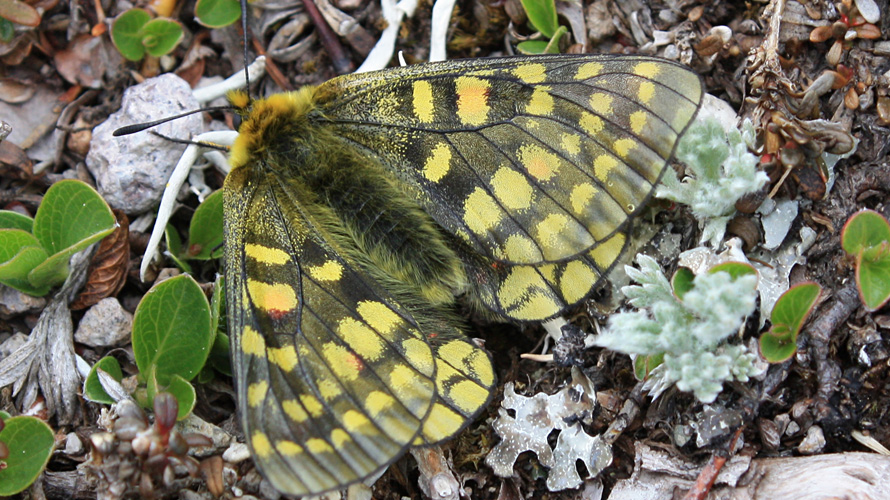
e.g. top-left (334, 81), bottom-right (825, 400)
top-left (318, 55), bottom-right (702, 266)
top-left (224, 163), bottom-right (494, 495)
top-left (314, 55), bottom-right (702, 321)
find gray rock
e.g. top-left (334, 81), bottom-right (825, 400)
top-left (74, 297), bottom-right (133, 347)
top-left (86, 74), bottom-right (202, 214)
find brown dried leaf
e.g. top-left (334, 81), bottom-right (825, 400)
top-left (0, 139), bottom-right (33, 179)
top-left (199, 456), bottom-right (225, 498)
top-left (70, 210), bottom-right (130, 310)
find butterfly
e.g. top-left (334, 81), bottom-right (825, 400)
top-left (220, 53), bottom-right (702, 495)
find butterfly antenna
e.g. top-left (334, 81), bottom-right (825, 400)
top-left (241, 0), bottom-right (253, 103)
top-left (113, 105), bottom-right (234, 136)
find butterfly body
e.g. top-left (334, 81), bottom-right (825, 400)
top-left (223, 54), bottom-right (702, 495)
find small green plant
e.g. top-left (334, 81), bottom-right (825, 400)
top-left (164, 189), bottom-right (224, 275)
top-left (842, 209), bottom-right (890, 311)
top-left (516, 0), bottom-right (568, 54)
top-left (0, 179), bottom-right (116, 296)
top-left (195, 0), bottom-right (242, 28)
top-left (84, 274), bottom-right (214, 420)
top-left (594, 255), bottom-right (762, 403)
top-left (111, 8), bottom-right (184, 62)
top-left (759, 282), bottom-right (822, 362)
top-left (657, 118), bottom-right (769, 246)
top-left (0, 411), bottom-right (55, 496)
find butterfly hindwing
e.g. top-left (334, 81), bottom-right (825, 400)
top-left (224, 160), bottom-right (495, 495)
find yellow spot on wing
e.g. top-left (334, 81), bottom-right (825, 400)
top-left (613, 138), bottom-right (635, 158)
top-left (300, 394), bottom-right (324, 417)
top-left (423, 143), bottom-right (452, 182)
top-left (245, 244), bottom-right (290, 265)
top-left (591, 232), bottom-right (626, 268)
top-left (437, 340), bottom-right (474, 365)
top-left (331, 429), bottom-right (351, 447)
top-left (306, 438), bottom-right (333, 454)
top-left (389, 364), bottom-right (417, 398)
top-left (513, 63), bottom-right (546, 83)
top-left (469, 350), bottom-right (494, 385)
top-left (241, 326), bottom-right (266, 356)
top-left (283, 399), bottom-right (309, 423)
top-left (276, 440), bottom-right (303, 456)
top-left (561, 260), bottom-right (598, 303)
top-left (561, 134), bottom-right (580, 156)
top-left (638, 80), bottom-right (655, 104)
top-left (526, 87), bottom-right (553, 115)
top-left (634, 61), bottom-right (661, 78)
top-left (504, 233), bottom-right (543, 262)
top-left (252, 432), bottom-right (272, 458)
top-left (464, 187), bottom-right (503, 235)
top-left (318, 378), bottom-right (341, 400)
top-left (519, 144), bottom-right (560, 181)
top-left (575, 62), bottom-right (603, 80)
top-left (413, 80), bottom-right (434, 122)
top-left (571, 183), bottom-right (597, 215)
top-left (589, 93), bottom-right (613, 114)
top-left (247, 381), bottom-right (268, 407)
top-left (594, 155), bottom-right (619, 181)
top-left (580, 113), bottom-right (603, 135)
top-left (421, 404), bottom-right (463, 441)
top-left (450, 379), bottom-right (490, 413)
top-left (535, 213), bottom-right (569, 249)
top-left (307, 261), bottom-right (343, 282)
top-left (338, 318), bottom-right (384, 360)
top-left (630, 110), bottom-right (648, 134)
top-left (366, 390), bottom-right (395, 416)
top-left (357, 301), bottom-right (403, 335)
top-left (491, 167), bottom-right (533, 210)
top-left (455, 76), bottom-right (490, 126)
top-left (342, 409), bottom-right (371, 432)
top-left (248, 280), bottom-right (297, 314)
top-left (268, 346), bottom-right (298, 371)
top-left (323, 342), bottom-right (360, 381)
top-left (401, 338), bottom-right (434, 376)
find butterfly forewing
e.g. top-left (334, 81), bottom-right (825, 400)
top-left (316, 55), bottom-right (702, 267)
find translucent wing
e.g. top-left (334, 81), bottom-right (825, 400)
top-left (223, 165), bottom-right (494, 496)
top-left (316, 54), bottom-right (703, 266)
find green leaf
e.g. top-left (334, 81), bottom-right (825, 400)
top-left (0, 18), bottom-right (14, 42)
top-left (633, 352), bottom-right (664, 380)
top-left (709, 261), bottom-right (757, 281)
top-left (542, 25), bottom-right (567, 54)
top-left (0, 229), bottom-right (50, 295)
top-left (0, 416), bottom-right (55, 495)
top-left (760, 282), bottom-right (822, 362)
top-left (29, 179), bottom-right (115, 288)
top-left (132, 274), bottom-right (213, 386)
top-left (516, 39), bottom-right (550, 55)
top-left (141, 18), bottom-right (183, 57)
top-left (671, 267), bottom-right (695, 300)
top-left (164, 223), bottom-right (192, 273)
top-left (520, 0), bottom-right (558, 38)
top-left (857, 243), bottom-right (890, 311)
top-left (195, 0), bottom-right (242, 28)
top-left (842, 209), bottom-right (890, 255)
top-left (111, 8), bottom-right (152, 61)
top-left (164, 374), bottom-right (196, 420)
top-left (84, 356), bottom-right (124, 404)
top-left (186, 190), bottom-right (224, 260)
top-left (0, 210), bottom-right (34, 231)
